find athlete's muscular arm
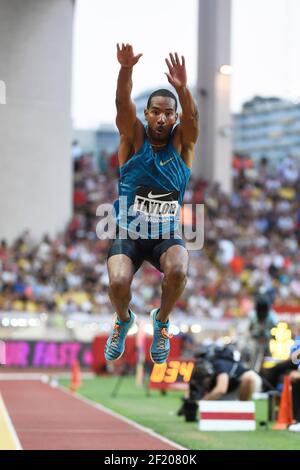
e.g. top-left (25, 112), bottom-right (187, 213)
top-left (115, 43), bottom-right (143, 166)
top-left (165, 53), bottom-right (199, 168)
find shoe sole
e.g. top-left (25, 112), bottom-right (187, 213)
top-left (149, 352), bottom-right (166, 365)
top-left (104, 349), bottom-right (125, 362)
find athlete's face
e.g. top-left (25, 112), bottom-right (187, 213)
top-left (144, 96), bottom-right (177, 142)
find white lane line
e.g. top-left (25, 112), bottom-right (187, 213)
top-left (0, 394), bottom-right (22, 450)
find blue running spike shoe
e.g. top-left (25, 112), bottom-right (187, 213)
top-left (150, 308), bottom-right (173, 364)
top-left (104, 310), bottom-right (136, 361)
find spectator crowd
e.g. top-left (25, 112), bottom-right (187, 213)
top-left (1, 150), bottom-right (300, 321)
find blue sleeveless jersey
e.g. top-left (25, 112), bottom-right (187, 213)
top-left (114, 131), bottom-right (191, 238)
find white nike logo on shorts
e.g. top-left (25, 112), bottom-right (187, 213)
top-left (148, 191), bottom-right (173, 199)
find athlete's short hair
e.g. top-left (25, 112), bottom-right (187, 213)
top-left (147, 89), bottom-right (178, 111)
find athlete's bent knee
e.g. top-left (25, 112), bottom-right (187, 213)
top-left (109, 275), bottom-right (131, 295)
top-left (164, 265), bottom-right (187, 285)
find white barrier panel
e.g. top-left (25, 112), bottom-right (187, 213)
top-left (198, 401), bottom-right (256, 431)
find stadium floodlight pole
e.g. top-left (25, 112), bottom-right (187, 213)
top-left (195, 0), bottom-right (232, 193)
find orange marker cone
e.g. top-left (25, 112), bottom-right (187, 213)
top-left (273, 375), bottom-right (294, 430)
top-left (70, 360), bottom-right (81, 393)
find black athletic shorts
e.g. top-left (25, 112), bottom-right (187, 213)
top-left (107, 226), bottom-right (186, 272)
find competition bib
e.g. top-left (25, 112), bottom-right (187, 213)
top-left (132, 186), bottom-right (179, 222)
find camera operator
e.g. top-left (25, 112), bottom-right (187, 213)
top-left (192, 346), bottom-right (261, 401)
top-left (190, 343), bottom-right (262, 400)
top-left (178, 344), bottom-right (261, 421)
top-left (248, 292), bottom-right (278, 371)
top-left (249, 293), bottom-right (277, 340)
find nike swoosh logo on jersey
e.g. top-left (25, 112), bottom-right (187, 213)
top-left (160, 158), bottom-right (174, 166)
top-left (148, 191), bottom-right (173, 199)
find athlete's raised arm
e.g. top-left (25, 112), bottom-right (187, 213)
top-left (165, 53), bottom-right (199, 167)
top-left (115, 43), bottom-right (143, 165)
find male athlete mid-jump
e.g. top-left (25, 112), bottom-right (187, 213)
top-left (105, 43), bottom-right (199, 364)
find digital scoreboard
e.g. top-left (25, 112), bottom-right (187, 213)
top-left (149, 360), bottom-right (195, 390)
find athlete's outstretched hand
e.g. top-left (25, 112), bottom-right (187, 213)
top-left (165, 53), bottom-right (187, 90)
top-left (117, 43), bottom-right (143, 68)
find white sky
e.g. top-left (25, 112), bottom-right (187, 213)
top-left (72, 0), bottom-right (300, 129)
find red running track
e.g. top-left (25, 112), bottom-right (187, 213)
top-left (0, 380), bottom-right (182, 450)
